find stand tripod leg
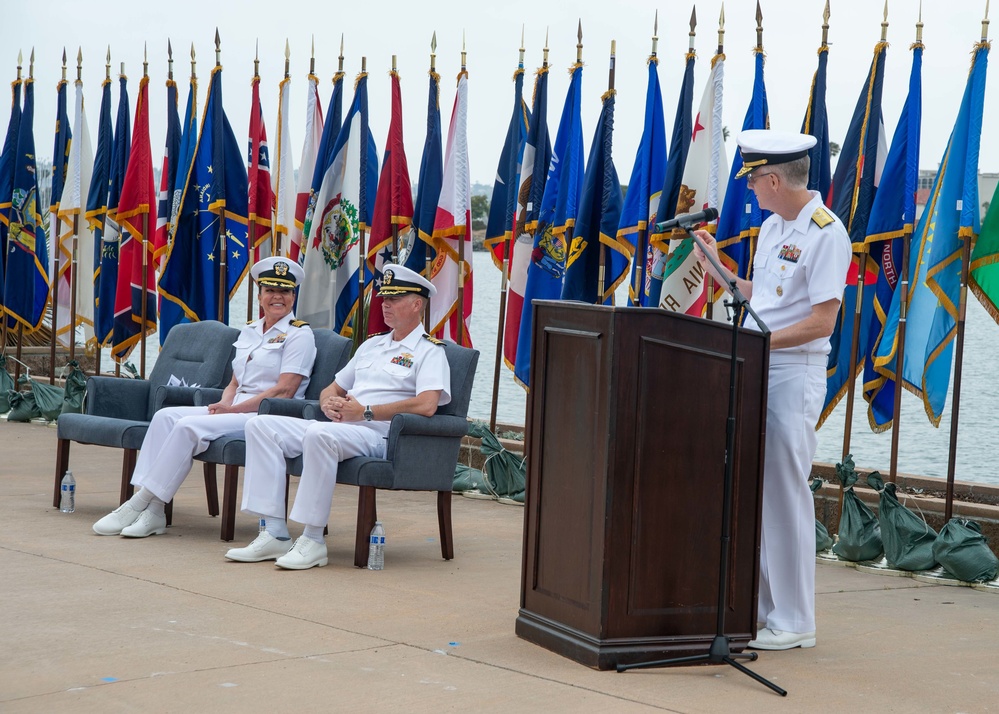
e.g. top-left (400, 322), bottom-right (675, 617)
top-left (723, 657), bottom-right (787, 697)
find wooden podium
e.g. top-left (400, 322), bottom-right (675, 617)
top-left (516, 301), bottom-right (769, 670)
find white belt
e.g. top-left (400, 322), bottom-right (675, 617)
top-left (769, 351), bottom-right (827, 366)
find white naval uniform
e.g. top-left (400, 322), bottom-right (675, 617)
top-left (747, 191), bottom-right (851, 633)
top-left (131, 314), bottom-right (317, 503)
top-left (241, 327), bottom-right (452, 527)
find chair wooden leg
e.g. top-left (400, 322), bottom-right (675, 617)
top-left (53, 439), bottom-right (71, 507)
top-left (204, 463), bottom-right (219, 517)
top-left (354, 486), bottom-right (377, 568)
top-left (119, 449), bottom-right (138, 504)
top-left (165, 500), bottom-right (173, 527)
top-left (220, 464), bottom-right (239, 542)
top-left (437, 491), bottom-right (454, 560)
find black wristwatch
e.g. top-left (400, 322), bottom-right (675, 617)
top-left (363, 405), bottom-right (374, 421)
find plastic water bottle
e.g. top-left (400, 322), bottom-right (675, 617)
top-left (259, 518), bottom-right (266, 534)
top-left (368, 521), bottom-right (385, 570)
top-left (60, 471), bottom-right (76, 513)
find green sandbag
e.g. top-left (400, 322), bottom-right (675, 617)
top-left (933, 519), bottom-right (999, 583)
top-left (832, 456), bottom-right (883, 562)
top-left (19, 374), bottom-right (64, 422)
top-left (6, 389), bottom-right (41, 422)
top-left (811, 479), bottom-right (834, 552)
top-left (467, 421), bottom-right (526, 500)
top-left (60, 361), bottom-right (87, 415)
top-left (866, 472), bottom-right (937, 571)
top-left (453, 463), bottom-right (492, 495)
top-left (0, 356), bottom-right (13, 414)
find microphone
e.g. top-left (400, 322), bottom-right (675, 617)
top-left (654, 207), bottom-right (719, 233)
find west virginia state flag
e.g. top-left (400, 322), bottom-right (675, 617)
top-left (875, 41), bottom-right (988, 426)
top-left (3, 77), bottom-right (49, 333)
top-left (0, 79), bottom-right (21, 309)
top-left (617, 57), bottom-right (666, 306)
top-left (112, 76), bottom-right (157, 361)
top-left (403, 69), bottom-right (442, 282)
top-left (430, 70), bottom-right (473, 346)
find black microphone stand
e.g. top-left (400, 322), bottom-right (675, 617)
top-left (616, 224), bottom-right (785, 697)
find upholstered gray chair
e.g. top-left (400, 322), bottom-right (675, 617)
top-left (298, 342), bottom-right (479, 567)
top-left (53, 320), bottom-right (240, 510)
top-left (193, 329), bottom-right (353, 540)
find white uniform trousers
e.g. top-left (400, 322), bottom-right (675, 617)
top-left (241, 415), bottom-right (387, 528)
top-left (757, 359), bottom-right (825, 633)
top-left (131, 406), bottom-right (255, 502)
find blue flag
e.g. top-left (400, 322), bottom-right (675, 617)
top-left (716, 49), bottom-right (770, 280)
top-left (646, 50), bottom-right (695, 307)
top-left (403, 70), bottom-right (442, 279)
top-left (562, 90), bottom-right (624, 303)
top-left (49, 78), bottom-right (72, 234)
top-left (2, 78), bottom-right (49, 333)
top-left (483, 65), bottom-right (529, 270)
top-left (311, 71), bottom-right (345, 196)
top-left (0, 79), bottom-right (22, 311)
top-left (819, 41), bottom-right (888, 427)
top-left (801, 44), bottom-right (832, 198)
top-left (84, 77), bottom-right (113, 349)
top-left (513, 62), bottom-right (584, 388)
top-left (617, 58), bottom-right (667, 306)
top-left (157, 75), bottom-right (196, 346)
top-left (863, 43), bottom-right (922, 432)
top-left (159, 66), bottom-right (249, 324)
top-left (875, 41), bottom-right (988, 426)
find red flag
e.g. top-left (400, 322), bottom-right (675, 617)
top-left (248, 74), bottom-right (274, 261)
top-left (367, 71), bottom-right (414, 336)
top-left (112, 75), bottom-right (157, 360)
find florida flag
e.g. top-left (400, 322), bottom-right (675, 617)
top-left (429, 71), bottom-right (473, 346)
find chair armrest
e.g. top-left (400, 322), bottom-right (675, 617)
top-left (303, 402), bottom-right (328, 421)
top-left (259, 398), bottom-right (316, 418)
top-left (384, 414), bottom-right (471, 490)
top-left (389, 413), bottom-right (471, 439)
top-left (193, 387), bottom-right (225, 407)
top-left (84, 376), bottom-right (151, 420)
top-left (154, 385), bottom-right (202, 410)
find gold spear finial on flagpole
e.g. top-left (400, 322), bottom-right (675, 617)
top-left (756, 1), bottom-right (764, 49)
top-left (392, 54), bottom-right (397, 72)
top-left (120, 61), bottom-right (125, 77)
top-left (431, 31), bottom-right (437, 72)
top-left (16, 50), bottom-right (22, 81)
top-left (62, 47), bottom-right (67, 82)
top-left (651, 10), bottom-right (659, 57)
top-left (577, 19), bottom-right (583, 63)
top-left (254, 39), bottom-right (259, 78)
top-left (143, 42), bottom-right (148, 78)
top-left (916, 0), bottom-right (923, 43)
top-left (30, 48), bottom-right (35, 79)
top-left (718, 4), bottom-right (726, 54)
top-left (520, 24), bottom-right (525, 67)
top-left (983, 0), bottom-right (990, 41)
top-left (190, 43), bottom-right (196, 80)
top-left (462, 30), bottom-right (467, 70)
top-left (689, 7), bottom-right (697, 52)
top-left (881, 0), bottom-right (889, 42)
top-left (362, 55), bottom-right (367, 73)
top-left (543, 27), bottom-right (549, 67)
top-left (215, 28), bottom-right (221, 67)
top-left (310, 35), bottom-right (315, 75)
top-left (284, 39), bottom-right (290, 79)
top-left (339, 34), bottom-right (345, 74)
top-left (608, 39), bottom-right (616, 91)
top-left (76, 47), bottom-right (82, 83)
top-left (168, 39), bottom-right (174, 81)
top-left (821, 0), bottom-right (830, 47)
top-left (105, 47), bottom-right (110, 81)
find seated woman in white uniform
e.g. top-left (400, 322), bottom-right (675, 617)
top-left (92, 257), bottom-right (317, 538)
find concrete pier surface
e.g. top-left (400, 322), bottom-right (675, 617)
top-left (3, 419), bottom-right (998, 713)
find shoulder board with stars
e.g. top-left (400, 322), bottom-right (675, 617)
top-left (290, 320), bottom-right (310, 328)
top-left (811, 206), bottom-right (835, 228)
top-left (423, 334), bottom-right (446, 346)
top-left (369, 330), bottom-right (390, 337)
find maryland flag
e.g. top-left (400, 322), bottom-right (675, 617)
top-left (247, 72), bottom-right (274, 260)
top-left (112, 75), bottom-right (157, 361)
top-left (366, 69), bottom-right (413, 337)
top-left (0, 78), bottom-right (21, 309)
top-left (429, 70), bottom-right (473, 346)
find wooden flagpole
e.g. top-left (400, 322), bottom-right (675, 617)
top-left (247, 42), bottom-right (260, 325)
top-left (214, 30), bottom-right (227, 324)
top-left (356, 56), bottom-right (369, 344)
top-left (424, 33), bottom-right (436, 332)
top-left (50, 49), bottom-right (68, 385)
top-left (68, 48), bottom-right (83, 365)
top-left (455, 37), bottom-right (467, 348)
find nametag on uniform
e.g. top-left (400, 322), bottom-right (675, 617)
top-left (391, 352), bottom-right (414, 368)
top-left (268, 333), bottom-right (287, 344)
top-left (778, 244), bottom-right (801, 263)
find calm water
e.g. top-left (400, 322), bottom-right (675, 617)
top-left (108, 251), bottom-right (999, 486)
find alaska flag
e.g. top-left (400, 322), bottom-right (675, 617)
top-left (505, 64), bottom-right (550, 373)
top-left (617, 58), bottom-right (666, 306)
top-left (863, 42), bottom-right (922, 432)
top-left (85, 77), bottom-right (113, 348)
top-left (716, 49), bottom-right (769, 280)
top-left (367, 69), bottom-right (414, 337)
top-left (299, 71), bottom-right (379, 333)
top-left (158, 74), bottom-right (197, 346)
top-left (159, 66), bottom-right (250, 325)
top-left (819, 41), bottom-right (888, 427)
top-left (0, 79), bottom-right (22, 312)
top-left (513, 62), bottom-right (584, 388)
top-left (562, 89), bottom-right (624, 303)
top-left (112, 75), bottom-right (158, 360)
top-left (403, 70), bottom-right (442, 282)
top-left (483, 66), bottom-right (528, 269)
top-left (3, 77), bottom-right (49, 333)
top-left (49, 77), bottom-right (72, 289)
top-left (801, 44), bottom-right (832, 198)
top-left (876, 42), bottom-right (988, 426)
top-left (646, 50), bottom-right (694, 307)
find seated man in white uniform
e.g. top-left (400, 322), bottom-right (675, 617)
top-left (692, 130), bottom-right (851, 650)
top-left (93, 257), bottom-right (317, 538)
top-left (227, 264), bottom-right (452, 570)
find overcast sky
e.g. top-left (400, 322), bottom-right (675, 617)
top-left (4, 0), bottom-right (997, 191)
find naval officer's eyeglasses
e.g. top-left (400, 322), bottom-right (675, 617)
top-left (746, 170), bottom-right (777, 186)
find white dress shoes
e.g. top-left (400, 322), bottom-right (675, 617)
top-left (93, 503), bottom-right (142, 535)
top-left (120, 510), bottom-right (168, 538)
top-left (275, 536), bottom-right (328, 570)
top-left (225, 532), bottom-right (294, 562)
top-left (748, 627), bottom-right (817, 650)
